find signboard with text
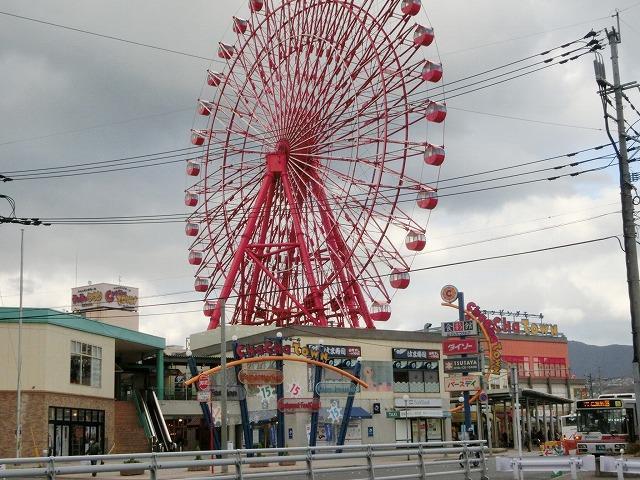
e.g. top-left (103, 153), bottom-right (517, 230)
top-left (443, 357), bottom-right (481, 374)
top-left (237, 369), bottom-right (284, 385)
top-left (444, 375), bottom-right (480, 392)
top-left (277, 397), bottom-right (321, 412)
top-left (393, 398), bottom-right (443, 408)
top-left (210, 384), bottom-right (246, 401)
top-left (392, 348), bottom-right (440, 360)
top-left (308, 344), bottom-right (361, 358)
top-left (441, 320), bottom-right (478, 337)
top-left (71, 283), bottom-right (138, 312)
top-left (443, 338), bottom-right (479, 356)
top-left (315, 382), bottom-right (358, 395)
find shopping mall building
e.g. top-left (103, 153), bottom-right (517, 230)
top-left (0, 283), bottom-right (587, 455)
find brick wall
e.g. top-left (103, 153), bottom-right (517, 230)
top-left (0, 391), bottom-right (114, 458)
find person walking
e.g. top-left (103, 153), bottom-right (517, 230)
top-left (87, 440), bottom-right (101, 477)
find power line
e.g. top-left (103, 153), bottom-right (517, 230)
top-left (0, 235), bottom-right (621, 322)
top-left (0, 10), bottom-right (216, 62)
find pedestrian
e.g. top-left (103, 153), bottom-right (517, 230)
top-left (87, 439), bottom-right (101, 477)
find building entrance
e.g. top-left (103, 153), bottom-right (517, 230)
top-left (48, 406), bottom-right (105, 456)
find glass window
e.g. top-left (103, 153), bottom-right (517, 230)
top-left (69, 341), bottom-right (102, 387)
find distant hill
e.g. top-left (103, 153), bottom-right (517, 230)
top-left (568, 341), bottom-right (633, 379)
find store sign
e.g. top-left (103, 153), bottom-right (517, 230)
top-left (210, 384), bottom-right (246, 401)
top-left (235, 339), bottom-right (329, 362)
top-left (386, 410), bottom-right (400, 418)
top-left (197, 390), bottom-right (211, 402)
top-left (237, 369), bottom-right (283, 385)
top-left (315, 381), bottom-right (358, 395)
top-left (444, 375), bottom-right (480, 392)
top-left (393, 360), bottom-right (438, 370)
top-left (466, 302), bottom-right (502, 374)
top-left (399, 409), bottom-right (450, 419)
top-left (443, 357), bottom-right (480, 374)
top-left (71, 283), bottom-right (139, 312)
top-left (392, 348), bottom-right (440, 360)
top-left (484, 315), bottom-right (560, 337)
top-left (277, 397), bottom-right (321, 412)
top-left (443, 338), bottom-right (478, 356)
top-left (308, 344), bottom-right (361, 358)
top-left (576, 399), bottom-right (623, 409)
top-left (393, 398), bottom-right (443, 408)
top-left (441, 320), bottom-right (478, 337)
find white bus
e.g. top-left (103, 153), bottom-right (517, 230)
top-left (575, 394), bottom-right (636, 455)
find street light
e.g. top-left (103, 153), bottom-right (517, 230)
top-left (403, 394), bottom-right (410, 458)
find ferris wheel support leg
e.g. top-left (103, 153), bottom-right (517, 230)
top-left (243, 179), bottom-right (276, 324)
top-left (311, 180), bottom-right (374, 329)
top-left (207, 171), bottom-right (275, 330)
top-left (281, 170), bottom-right (328, 326)
top-left (311, 182), bottom-right (366, 328)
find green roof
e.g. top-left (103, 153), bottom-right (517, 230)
top-left (0, 307), bottom-right (165, 349)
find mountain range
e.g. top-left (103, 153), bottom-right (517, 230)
top-left (568, 341), bottom-right (634, 379)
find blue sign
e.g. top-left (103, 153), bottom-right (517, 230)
top-left (315, 381), bottom-right (358, 395)
top-left (368, 426), bottom-right (374, 437)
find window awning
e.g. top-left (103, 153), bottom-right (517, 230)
top-left (349, 407), bottom-right (372, 419)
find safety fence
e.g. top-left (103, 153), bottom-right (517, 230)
top-left (601, 455), bottom-right (640, 479)
top-left (0, 441), bottom-right (487, 480)
top-left (496, 454), bottom-right (596, 479)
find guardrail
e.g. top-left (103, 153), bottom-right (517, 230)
top-left (0, 441), bottom-right (487, 480)
top-left (600, 454), bottom-right (640, 479)
top-left (495, 454), bottom-right (596, 479)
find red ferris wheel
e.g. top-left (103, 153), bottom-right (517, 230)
top-left (185, 0), bottom-right (446, 330)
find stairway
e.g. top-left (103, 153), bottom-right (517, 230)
top-left (113, 400), bottom-right (151, 454)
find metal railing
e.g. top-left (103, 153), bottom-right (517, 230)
top-left (601, 454), bottom-right (640, 479)
top-left (495, 454), bottom-right (596, 479)
top-left (0, 441), bottom-right (487, 480)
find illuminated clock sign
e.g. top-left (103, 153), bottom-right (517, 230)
top-left (576, 399), bottom-right (623, 409)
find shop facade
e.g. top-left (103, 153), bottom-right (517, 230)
top-left (0, 307), bottom-right (165, 457)
top-left (189, 325), bottom-right (452, 448)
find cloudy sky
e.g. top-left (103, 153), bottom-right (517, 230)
top-left (1, 0), bottom-right (639, 349)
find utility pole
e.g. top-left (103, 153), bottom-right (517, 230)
top-left (595, 17), bottom-right (640, 439)
top-left (220, 300), bottom-right (228, 472)
top-left (16, 229), bottom-right (24, 458)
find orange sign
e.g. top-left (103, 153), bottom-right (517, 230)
top-left (237, 369), bottom-right (284, 385)
top-left (440, 284), bottom-right (458, 303)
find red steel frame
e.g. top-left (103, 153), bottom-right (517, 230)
top-left (185, 0), bottom-right (446, 330)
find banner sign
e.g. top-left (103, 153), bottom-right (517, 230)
top-left (210, 384), bottom-right (246, 401)
top-left (392, 348), bottom-right (440, 360)
top-left (441, 320), bottom-right (478, 337)
top-left (315, 381), bottom-right (358, 395)
top-left (443, 357), bottom-right (481, 374)
top-left (235, 339), bottom-right (329, 362)
top-left (71, 283), bottom-right (138, 312)
top-left (444, 375), bottom-right (480, 392)
top-left (443, 338), bottom-right (479, 356)
top-left (237, 369), bottom-right (284, 385)
top-left (277, 397), bottom-right (321, 412)
top-left (467, 302), bottom-right (502, 374)
top-left (308, 344), bottom-right (361, 358)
